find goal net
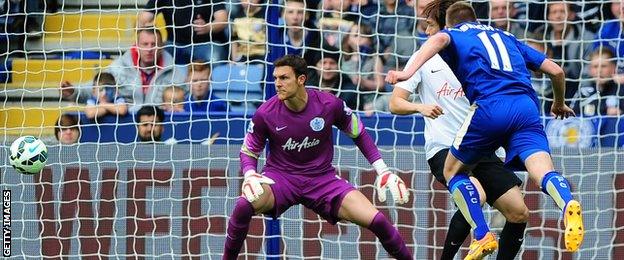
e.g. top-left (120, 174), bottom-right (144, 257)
top-left (1, 0), bottom-right (623, 259)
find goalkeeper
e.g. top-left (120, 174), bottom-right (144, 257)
top-left (223, 55), bottom-right (412, 259)
top-left (389, 1), bottom-right (527, 259)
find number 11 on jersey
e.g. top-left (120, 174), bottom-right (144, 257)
top-left (477, 32), bottom-right (513, 72)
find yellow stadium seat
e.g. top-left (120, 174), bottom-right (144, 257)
top-left (42, 12), bottom-right (168, 46)
top-left (0, 106), bottom-right (83, 136)
top-left (8, 59), bottom-right (113, 89)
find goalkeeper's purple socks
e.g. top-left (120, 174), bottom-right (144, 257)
top-left (367, 211), bottom-right (413, 260)
top-left (223, 198), bottom-right (254, 260)
top-left (448, 173), bottom-right (490, 240)
top-left (541, 171), bottom-right (574, 210)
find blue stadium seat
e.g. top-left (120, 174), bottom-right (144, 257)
top-left (0, 58), bottom-right (10, 83)
top-left (211, 63), bottom-right (265, 113)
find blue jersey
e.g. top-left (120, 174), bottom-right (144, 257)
top-left (440, 22), bottom-right (546, 104)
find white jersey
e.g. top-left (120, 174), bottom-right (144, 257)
top-left (396, 52), bottom-right (470, 160)
top-left (396, 52), bottom-right (506, 160)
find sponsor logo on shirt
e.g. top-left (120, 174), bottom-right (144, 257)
top-left (282, 136), bottom-right (321, 152)
top-left (436, 82), bottom-right (465, 100)
top-left (310, 117), bottom-right (325, 131)
top-left (282, 137), bottom-right (321, 152)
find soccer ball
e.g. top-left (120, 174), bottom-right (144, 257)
top-left (9, 136), bottom-right (48, 174)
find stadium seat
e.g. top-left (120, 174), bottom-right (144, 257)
top-left (0, 58), bottom-right (10, 83)
top-left (62, 0), bottom-right (149, 8)
top-left (211, 63), bottom-right (265, 113)
top-left (7, 58), bottom-right (113, 89)
top-left (0, 105), bottom-right (83, 137)
top-left (26, 12), bottom-right (167, 52)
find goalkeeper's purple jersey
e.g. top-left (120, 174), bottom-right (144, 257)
top-left (240, 88), bottom-right (366, 175)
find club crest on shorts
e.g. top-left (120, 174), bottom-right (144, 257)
top-left (310, 117), bottom-right (325, 132)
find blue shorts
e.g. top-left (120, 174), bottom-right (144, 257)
top-left (450, 95), bottom-right (550, 171)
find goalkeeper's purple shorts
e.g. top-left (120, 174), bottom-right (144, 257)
top-left (262, 170), bottom-right (356, 224)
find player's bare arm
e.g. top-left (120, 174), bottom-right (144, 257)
top-left (389, 87), bottom-right (444, 119)
top-left (385, 32), bottom-right (451, 84)
top-left (539, 59), bottom-right (575, 119)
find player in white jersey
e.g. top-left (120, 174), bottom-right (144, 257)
top-left (389, 1), bottom-right (528, 259)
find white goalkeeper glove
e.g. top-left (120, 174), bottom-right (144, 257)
top-left (373, 160), bottom-right (409, 204)
top-left (241, 171), bottom-right (275, 203)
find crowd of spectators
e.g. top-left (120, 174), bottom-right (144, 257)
top-left (37, 0), bottom-right (624, 144)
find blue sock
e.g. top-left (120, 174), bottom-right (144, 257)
top-left (448, 173), bottom-right (489, 240)
top-left (541, 171), bottom-right (574, 210)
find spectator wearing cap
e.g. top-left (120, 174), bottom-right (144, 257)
top-left (306, 46), bottom-right (359, 109)
top-left (55, 114), bottom-right (80, 144)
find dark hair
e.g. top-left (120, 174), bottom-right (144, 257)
top-left (446, 1), bottom-right (477, 27)
top-left (93, 72), bottom-right (116, 86)
top-left (546, 1), bottom-right (575, 16)
top-left (54, 114), bottom-right (79, 140)
top-left (136, 105), bottom-right (165, 123)
top-left (423, 0), bottom-right (458, 28)
top-left (274, 55), bottom-right (308, 78)
top-left (315, 44), bottom-right (340, 64)
top-left (590, 47), bottom-right (616, 61)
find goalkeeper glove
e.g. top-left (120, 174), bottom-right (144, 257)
top-left (241, 171), bottom-right (275, 203)
top-left (373, 160), bottom-right (409, 204)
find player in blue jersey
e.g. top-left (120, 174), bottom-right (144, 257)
top-left (390, 1), bottom-right (529, 259)
top-left (386, 2), bottom-right (583, 259)
top-left (223, 55), bottom-right (411, 259)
